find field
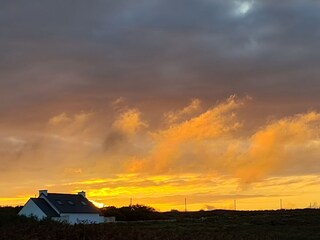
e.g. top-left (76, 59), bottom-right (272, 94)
top-left (1, 207), bottom-right (320, 240)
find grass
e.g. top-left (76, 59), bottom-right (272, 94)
top-left (1, 207), bottom-right (320, 240)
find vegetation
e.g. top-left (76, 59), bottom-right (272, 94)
top-left (101, 204), bottom-right (164, 221)
top-left (1, 206), bottom-right (320, 240)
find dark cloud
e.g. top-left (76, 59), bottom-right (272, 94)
top-left (1, 0), bottom-right (320, 125)
top-left (103, 131), bottom-right (127, 151)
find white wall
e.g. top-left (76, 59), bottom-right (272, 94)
top-left (18, 199), bottom-right (47, 220)
top-left (60, 213), bottom-right (103, 224)
top-left (104, 216), bottom-right (116, 223)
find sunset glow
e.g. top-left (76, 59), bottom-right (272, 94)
top-left (1, 0), bottom-right (320, 212)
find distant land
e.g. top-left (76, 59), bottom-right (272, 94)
top-left (1, 205), bottom-right (320, 240)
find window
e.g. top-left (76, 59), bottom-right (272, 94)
top-left (68, 201), bottom-right (75, 205)
top-left (81, 201), bottom-right (87, 206)
top-left (56, 200), bottom-right (63, 205)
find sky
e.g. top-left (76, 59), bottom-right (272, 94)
top-left (1, 0), bottom-right (320, 211)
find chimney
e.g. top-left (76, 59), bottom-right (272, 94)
top-left (78, 191), bottom-right (86, 198)
top-left (39, 190), bottom-right (48, 197)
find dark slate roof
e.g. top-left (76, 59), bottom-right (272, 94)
top-left (42, 193), bottom-right (101, 214)
top-left (31, 198), bottom-right (60, 217)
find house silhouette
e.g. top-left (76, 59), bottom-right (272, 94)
top-left (19, 190), bottom-right (109, 224)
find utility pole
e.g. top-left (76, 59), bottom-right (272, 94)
top-left (185, 198), bottom-right (187, 212)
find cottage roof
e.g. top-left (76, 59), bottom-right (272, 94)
top-left (41, 193), bottom-right (100, 214)
top-left (31, 198), bottom-right (60, 217)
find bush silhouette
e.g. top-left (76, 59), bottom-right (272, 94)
top-left (101, 204), bottom-right (163, 221)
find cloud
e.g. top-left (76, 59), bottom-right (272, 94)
top-left (2, 96), bottom-right (320, 193)
top-left (48, 111), bottom-right (94, 138)
top-left (103, 131), bottom-right (128, 151)
top-left (112, 109), bottom-right (148, 136)
top-left (49, 113), bottom-right (72, 126)
top-left (163, 98), bottom-right (201, 125)
top-left (1, 0), bottom-right (320, 127)
top-left (103, 108), bottom-right (150, 155)
top-left (233, 0), bottom-right (254, 16)
top-left (127, 96), bottom-right (244, 173)
top-left (2, 96), bottom-right (320, 210)
top-left (123, 97), bottom-right (320, 185)
top-left (111, 97), bottom-right (127, 111)
top-left (1, 0), bottom-right (320, 210)
top-left (234, 112), bottom-right (320, 182)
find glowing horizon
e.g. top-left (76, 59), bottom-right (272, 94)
top-left (2, 172), bottom-right (320, 212)
top-left (1, 97), bottom-right (320, 212)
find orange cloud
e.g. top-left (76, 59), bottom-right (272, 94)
top-left (2, 96), bottom-right (320, 211)
top-left (48, 111), bottom-right (95, 139)
top-left (124, 97), bottom-right (320, 188)
top-left (49, 112), bottom-right (72, 126)
top-left (163, 98), bottom-right (201, 124)
top-left (113, 109), bottom-right (148, 136)
top-left (127, 95), bottom-right (244, 173)
top-left (234, 112), bottom-right (320, 183)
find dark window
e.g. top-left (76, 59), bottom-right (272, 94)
top-left (81, 201), bottom-right (87, 206)
top-left (68, 201), bottom-right (75, 205)
top-left (56, 200), bottom-right (63, 205)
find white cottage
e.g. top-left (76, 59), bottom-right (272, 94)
top-left (19, 190), bottom-right (105, 224)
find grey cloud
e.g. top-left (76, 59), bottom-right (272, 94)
top-left (103, 131), bottom-right (127, 152)
top-left (1, 0), bottom-right (320, 125)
